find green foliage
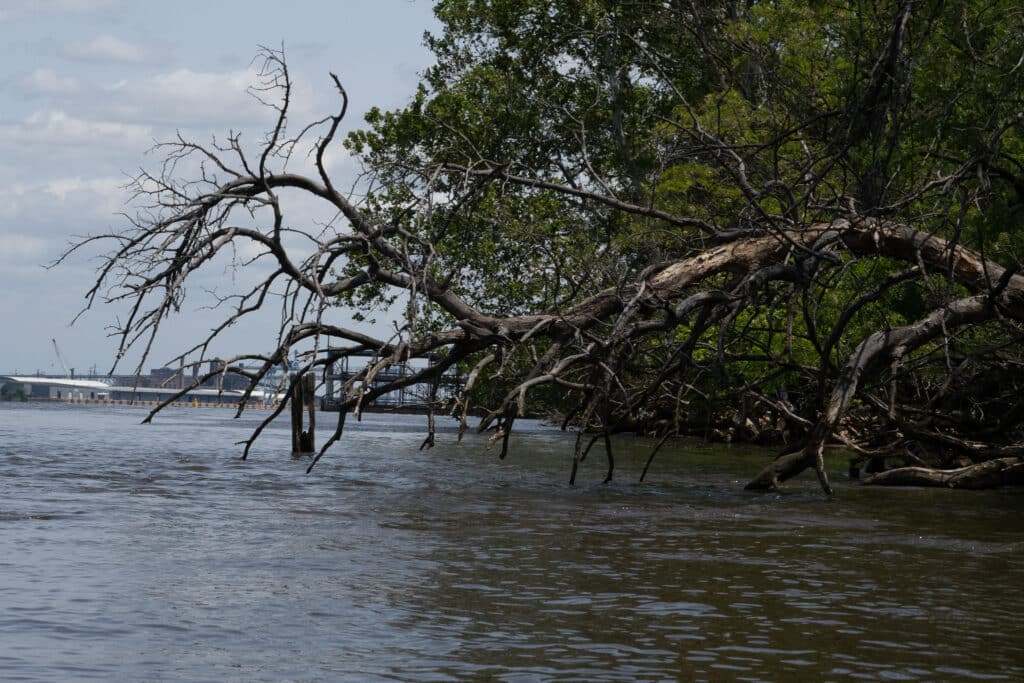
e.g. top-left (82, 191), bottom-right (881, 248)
top-left (343, 0), bottom-right (1024, 435)
top-left (0, 384), bottom-right (27, 402)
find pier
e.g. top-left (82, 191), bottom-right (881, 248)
top-left (2, 351), bottom-right (460, 413)
top-left (321, 351), bottom-right (461, 412)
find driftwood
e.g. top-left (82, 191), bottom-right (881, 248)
top-left (863, 457), bottom-right (1024, 489)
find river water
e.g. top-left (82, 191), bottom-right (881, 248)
top-left (0, 402), bottom-right (1021, 681)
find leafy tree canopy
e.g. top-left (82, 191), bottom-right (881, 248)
top-left (69, 0), bottom-right (1024, 492)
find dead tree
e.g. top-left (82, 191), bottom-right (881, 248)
top-left (59, 29), bottom-right (1024, 494)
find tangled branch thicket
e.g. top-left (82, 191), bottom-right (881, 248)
top-left (64, 1), bottom-right (1024, 493)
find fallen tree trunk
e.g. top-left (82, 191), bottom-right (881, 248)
top-left (863, 457), bottom-right (1024, 489)
top-left (746, 294), bottom-right (997, 492)
top-left (65, 50), bottom-right (1024, 495)
top-left (745, 216), bottom-right (1024, 493)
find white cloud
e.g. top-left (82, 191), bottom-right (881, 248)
top-left (67, 34), bottom-right (146, 63)
top-left (0, 184), bottom-right (28, 224)
top-left (45, 178), bottom-right (86, 200)
top-left (105, 68), bottom-right (262, 126)
top-left (0, 176), bottom-right (127, 250)
top-left (0, 110), bottom-right (152, 151)
top-left (22, 67), bottom-right (80, 95)
top-left (0, 233), bottom-right (48, 262)
top-left (322, 145), bottom-right (352, 173)
top-left (0, 0), bottom-right (116, 20)
top-left (102, 66), bottom-right (315, 128)
top-left (45, 176), bottom-right (124, 202)
top-left (278, 140), bottom-right (352, 180)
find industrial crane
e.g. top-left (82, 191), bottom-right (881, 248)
top-left (51, 338), bottom-right (73, 378)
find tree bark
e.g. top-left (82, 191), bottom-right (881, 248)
top-left (863, 457), bottom-right (1024, 489)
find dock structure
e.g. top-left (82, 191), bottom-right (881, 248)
top-left (321, 351), bottom-right (461, 412)
top-left (0, 375), bottom-right (278, 408)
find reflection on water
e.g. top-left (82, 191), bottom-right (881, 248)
top-left (1, 402), bottom-right (1022, 681)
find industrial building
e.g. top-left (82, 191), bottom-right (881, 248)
top-left (0, 374), bottom-right (276, 407)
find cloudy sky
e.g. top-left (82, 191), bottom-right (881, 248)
top-left (0, 0), bottom-right (439, 375)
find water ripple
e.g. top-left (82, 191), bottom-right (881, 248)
top-left (1, 403), bottom-right (1022, 682)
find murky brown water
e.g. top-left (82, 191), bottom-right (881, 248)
top-left (1, 402), bottom-right (1021, 681)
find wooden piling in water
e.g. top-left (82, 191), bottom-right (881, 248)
top-left (290, 373), bottom-right (316, 456)
top-left (303, 373), bottom-right (316, 453)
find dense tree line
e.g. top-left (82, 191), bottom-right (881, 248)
top-left (67, 0), bottom-right (1024, 492)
